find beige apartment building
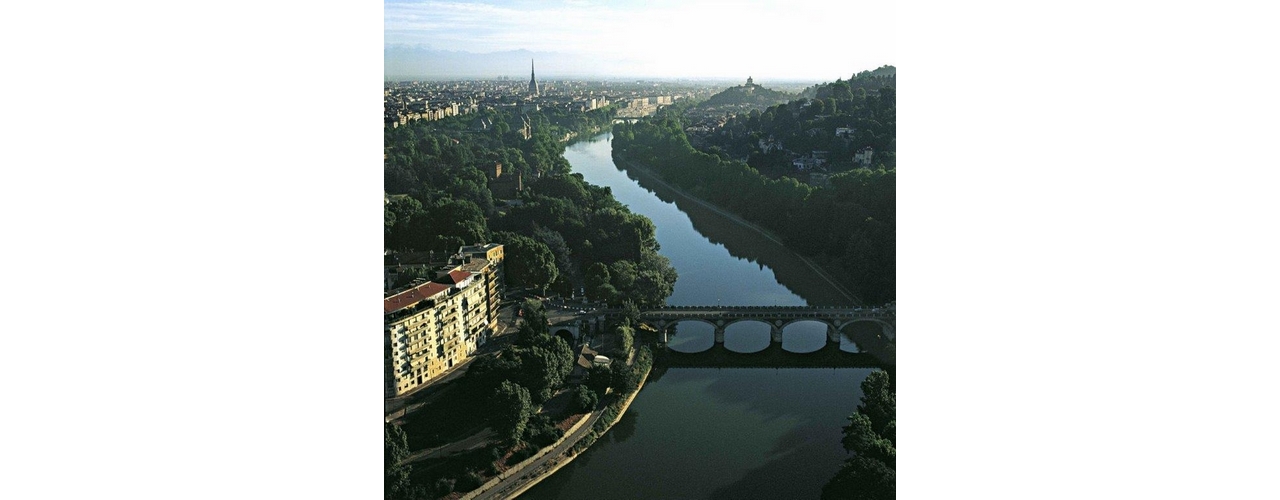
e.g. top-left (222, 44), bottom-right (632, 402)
top-left (458, 243), bottom-right (504, 324)
top-left (384, 245), bottom-right (504, 397)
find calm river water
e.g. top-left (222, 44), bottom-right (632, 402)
top-left (519, 132), bottom-right (875, 499)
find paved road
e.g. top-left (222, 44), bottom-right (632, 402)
top-left (470, 408), bottom-right (606, 500)
top-left (404, 428), bottom-right (496, 465)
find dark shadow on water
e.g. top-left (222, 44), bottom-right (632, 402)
top-left (615, 154), bottom-right (859, 307)
top-left (707, 427), bottom-right (845, 500)
top-left (652, 349), bottom-right (878, 439)
top-left (609, 409), bottom-right (639, 444)
top-left (658, 342), bottom-right (887, 370)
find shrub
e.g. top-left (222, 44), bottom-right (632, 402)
top-left (456, 470), bottom-right (484, 492)
top-left (508, 445), bottom-right (537, 463)
top-left (434, 478), bottom-right (456, 496)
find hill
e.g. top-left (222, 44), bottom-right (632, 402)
top-left (688, 78), bottom-right (795, 117)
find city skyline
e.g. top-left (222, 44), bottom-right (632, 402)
top-left (385, 0), bottom-right (895, 80)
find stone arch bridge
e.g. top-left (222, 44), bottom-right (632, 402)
top-left (636, 304), bottom-right (895, 346)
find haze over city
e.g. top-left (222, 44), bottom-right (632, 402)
top-left (385, 0), bottom-right (895, 81)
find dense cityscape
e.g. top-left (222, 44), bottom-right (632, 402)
top-left (384, 63), bottom-right (720, 129)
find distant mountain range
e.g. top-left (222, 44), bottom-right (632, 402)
top-left (385, 46), bottom-right (642, 80)
top-left (384, 46), bottom-right (846, 83)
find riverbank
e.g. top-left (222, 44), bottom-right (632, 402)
top-left (561, 123), bottom-right (606, 145)
top-left (618, 157), bottom-right (863, 306)
top-left (502, 361), bottom-right (653, 498)
top-left (510, 132), bottom-right (878, 499)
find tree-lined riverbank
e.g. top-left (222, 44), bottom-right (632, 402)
top-left (518, 133), bottom-right (885, 499)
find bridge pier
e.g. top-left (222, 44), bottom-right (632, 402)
top-left (714, 326), bottom-right (725, 344)
top-left (827, 324), bottom-right (841, 344)
top-left (771, 325), bottom-right (782, 344)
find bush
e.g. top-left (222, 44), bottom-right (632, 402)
top-left (522, 414), bottom-right (563, 448)
top-left (457, 470), bottom-right (484, 492)
top-left (434, 478), bottom-right (456, 496)
top-left (508, 445), bottom-right (537, 463)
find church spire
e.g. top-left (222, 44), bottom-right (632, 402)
top-left (528, 59), bottom-right (540, 96)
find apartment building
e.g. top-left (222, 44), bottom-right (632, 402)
top-left (384, 244), bottom-right (504, 397)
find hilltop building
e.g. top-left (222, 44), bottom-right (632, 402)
top-left (384, 244), bottom-right (505, 397)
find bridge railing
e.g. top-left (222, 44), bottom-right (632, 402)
top-left (635, 307), bottom-right (893, 319)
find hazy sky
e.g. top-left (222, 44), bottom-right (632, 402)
top-left (385, 0), bottom-right (895, 80)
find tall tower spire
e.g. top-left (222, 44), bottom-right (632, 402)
top-left (528, 59), bottom-right (540, 96)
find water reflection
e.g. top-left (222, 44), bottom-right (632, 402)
top-left (781, 320), bottom-right (828, 353)
top-left (519, 133), bottom-right (883, 500)
top-left (564, 133), bottom-right (850, 308)
top-left (609, 409), bottom-right (639, 444)
top-left (841, 321), bottom-right (891, 353)
top-left (520, 368), bottom-right (876, 500)
top-left (723, 321), bottom-right (770, 353)
top-left (667, 320), bottom-right (714, 353)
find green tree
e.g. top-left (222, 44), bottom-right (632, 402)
top-left (495, 231), bottom-right (559, 292)
top-left (620, 299), bottom-right (641, 326)
top-left (858, 370), bottom-right (896, 433)
top-left (615, 323), bottom-right (635, 358)
top-left (531, 225), bottom-right (574, 280)
top-left (463, 352), bottom-right (522, 394)
top-left (517, 297), bottom-right (547, 340)
top-left (585, 362), bottom-right (613, 396)
top-left (584, 262), bottom-right (616, 303)
top-left (823, 369), bottom-right (896, 498)
top-left (491, 381), bottom-right (533, 444)
top-left (610, 359), bottom-right (640, 394)
top-left (515, 334), bottom-right (575, 402)
top-left (571, 384), bottom-right (599, 413)
top-left (820, 456), bottom-right (895, 500)
top-left (842, 412), bottom-right (896, 468)
top-left (384, 423), bottom-right (412, 500)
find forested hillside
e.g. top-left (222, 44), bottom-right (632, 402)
top-left (384, 107), bottom-right (676, 307)
top-left (612, 72), bottom-right (895, 303)
top-left (700, 72), bottom-right (896, 175)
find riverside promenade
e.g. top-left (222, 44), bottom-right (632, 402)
top-left (464, 363), bottom-right (653, 500)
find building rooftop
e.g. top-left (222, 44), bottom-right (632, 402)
top-left (459, 258), bottom-right (490, 273)
top-left (459, 243), bottom-right (502, 253)
top-left (576, 345), bottom-right (600, 370)
top-left (384, 281), bottom-right (451, 315)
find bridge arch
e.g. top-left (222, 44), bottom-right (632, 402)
top-left (837, 318), bottom-right (895, 341)
top-left (722, 317), bottom-right (776, 331)
top-left (778, 319), bottom-right (833, 353)
top-left (721, 319), bottom-right (772, 353)
top-left (664, 318), bottom-right (718, 353)
top-left (777, 317), bottom-right (839, 334)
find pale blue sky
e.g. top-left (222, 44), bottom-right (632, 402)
top-left (385, 0), bottom-right (896, 80)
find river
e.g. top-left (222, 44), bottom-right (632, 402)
top-left (519, 132), bottom-right (878, 499)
